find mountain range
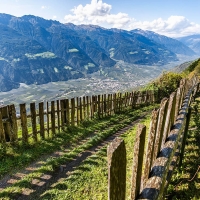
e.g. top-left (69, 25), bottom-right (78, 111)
top-left (0, 13), bottom-right (197, 91)
top-left (176, 34), bottom-right (200, 54)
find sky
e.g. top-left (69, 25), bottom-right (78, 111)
top-left (0, 0), bottom-right (200, 37)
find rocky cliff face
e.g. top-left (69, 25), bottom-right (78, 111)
top-left (0, 14), bottom-right (195, 91)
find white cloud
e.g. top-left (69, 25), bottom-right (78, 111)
top-left (41, 5), bottom-right (48, 10)
top-left (64, 0), bottom-right (200, 37)
top-left (64, 0), bottom-right (130, 29)
top-left (129, 16), bottom-right (200, 37)
top-left (53, 15), bottom-right (57, 20)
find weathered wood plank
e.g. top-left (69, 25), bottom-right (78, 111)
top-left (86, 96), bottom-right (89, 119)
top-left (51, 101), bottom-right (56, 137)
top-left (39, 102), bottom-right (45, 139)
top-left (66, 99), bottom-right (70, 126)
top-left (0, 111), bottom-right (6, 143)
top-left (142, 109), bottom-right (159, 189)
top-left (8, 104), bottom-right (18, 145)
top-left (46, 102), bottom-right (50, 137)
top-left (108, 137), bottom-right (126, 200)
top-left (71, 98), bottom-right (75, 126)
top-left (97, 95), bottom-right (101, 118)
top-left (30, 102), bottom-right (37, 142)
top-left (56, 100), bottom-right (60, 132)
top-left (0, 106), bottom-right (10, 142)
top-left (101, 94), bottom-right (104, 118)
top-left (91, 96), bottom-right (94, 118)
top-left (20, 103), bottom-right (28, 144)
top-left (80, 97), bottom-right (83, 122)
top-left (83, 96), bottom-right (86, 119)
top-left (175, 87), bottom-right (181, 121)
top-left (131, 124), bottom-right (146, 200)
top-left (108, 94), bottom-right (110, 115)
top-left (161, 92), bottom-right (176, 149)
top-left (153, 98), bottom-right (168, 163)
top-left (113, 93), bottom-right (116, 113)
top-left (76, 97), bottom-right (79, 125)
top-left (60, 99), bottom-right (65, 128)
top-left (104, 94), bottom-right (106, 116)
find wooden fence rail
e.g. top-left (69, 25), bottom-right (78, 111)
top-left (0, 89), bottom-right (158, 144)
top-left (107, 75), bottom-right (199, 200)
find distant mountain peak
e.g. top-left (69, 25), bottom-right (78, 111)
top-left (131, 28), bottom-right (196, 56)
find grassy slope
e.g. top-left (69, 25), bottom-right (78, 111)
top-left (0, 58), bottom-right (199, 199)
top-left (0, 104), bottom-right (156, 199)
top-left (39, 110), bottom-right (152, 200)
top-left (166, 96), bottom-right (200, 199)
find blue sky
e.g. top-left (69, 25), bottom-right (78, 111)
top-left (0, 0), bottom-right (200, 37)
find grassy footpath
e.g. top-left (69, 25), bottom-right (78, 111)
top-left (166, 96), bottom-right (200, 199)
top-left (39, 109), bottom-right (152, 200)
top-left (0, 104), bottom-right (157, 199)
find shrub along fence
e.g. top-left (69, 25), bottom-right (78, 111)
top-left (107, 75), bottom-right (199, 200)
top-left (0, 89), bottom-right (158, 144)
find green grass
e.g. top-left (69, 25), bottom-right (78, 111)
top-left (0, 104), bottom-right (157, 199)
top-left (166, 96), bottom-right (200, 199)
top-left (39, 111), bottom-right (152, 200)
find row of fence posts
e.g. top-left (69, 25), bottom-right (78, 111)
top-left (107, 75), bottom-right (199, 200)
top-left (0, 89), bottom-right (157, 145)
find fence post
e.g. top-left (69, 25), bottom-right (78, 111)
top-left (45, 102), bottom-right (49, 137)
top-left (113, 93), bottom-right (116, 113)
top-left (179, 107), bottom-right (192, 167)
top-left (104, 94), bottom-right (107, 115)
top-left (97, 95), bottom-right (101, 118)
top-left (83, 96), bottom-right (86, 119)
top-left (0, 111), bottom-right (6, 143)
top-left (51, 101), bottom-right (56, 137)
top-left (110, 94), bottom-right (113, 115)
top-left (39, 102), bottom-right (45, 140)
top-left (143, 109), bottom-right (159, 189)
top-left (86, 96), bottom-right (90, 119)
top-left (80, 97), bottom-right (83, 122)
top-left (108, 94), bottom-right (110, 115)
top-left (108, 137), bottom-right (126, 200)
top-left (71, 98), bottom-right (75, 126)
top-left (175, 87), bottom-right (181, 122)
top-left (60, 99), bottom-right (67, 128)
top-left (30, 103), bottom-right (37, 142)
top-left (66, 99), bottom-right (70, 126)
top-left (8, 104), bottom-right (18, 145)
top-left (76, 97), bottom-right (80, 125)
top-left (20, 103), bottom-right (28, 144)
top-left (161, 92), bottom-right (176, 149)
top-left (56, 100), bottom-right (60, 132)
top-left (91, 96), bottom-right (94, 118)
top-left (130, 124), bottom-right (146, 200)
top-left (153, 98), bottom-right (169, 164)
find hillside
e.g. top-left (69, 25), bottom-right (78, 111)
top-left (0, 13), bottom-right (196, 92)
top-left (0, 58), bottom-right (199, 199)
top-left (177, 34), bottom-right (200, 54)
top-left (131, 29), bottom-right (196, 56)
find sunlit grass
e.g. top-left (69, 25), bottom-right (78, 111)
top-left (166, 96), bottom-right (200, 199)
top-left (0, 104), bottom-right (157, 199)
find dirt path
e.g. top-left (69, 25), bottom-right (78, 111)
top-left (0, 111), bottom-right (150, 200)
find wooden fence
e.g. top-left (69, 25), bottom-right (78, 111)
top-left (107, 75), bottom-right (199, 200)
top-left (0, 89), bottom-right (157, 144)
